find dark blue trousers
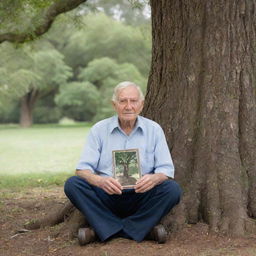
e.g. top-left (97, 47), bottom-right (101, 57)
top-left (64, 176), bottom-right (181, 242)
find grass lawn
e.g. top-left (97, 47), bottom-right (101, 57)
top-left (0, 123), bottom-right (90, 188)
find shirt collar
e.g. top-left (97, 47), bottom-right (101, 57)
top-left (109, 115), bottom-right (145, 134)
top-left (109, 116), bottom-right (119, 133)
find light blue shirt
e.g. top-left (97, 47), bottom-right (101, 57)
top-left (76, 115), bottom-right (174, 178)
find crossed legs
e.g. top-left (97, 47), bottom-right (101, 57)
top-left (64, 176), bottom-right (181, 242)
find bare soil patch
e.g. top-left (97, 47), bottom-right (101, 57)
top-left (1, 187), bottom-right (256, 256)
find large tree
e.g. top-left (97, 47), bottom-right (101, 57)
top-left (1, 0), bottom-right (255, 237)
top-left (143, 0), bottom-right (256, 236)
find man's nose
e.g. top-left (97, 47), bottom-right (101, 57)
top-left (125, 100), bottom-right (132, 109)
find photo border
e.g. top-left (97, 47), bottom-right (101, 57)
top-left (112, 148), bottom-right (141, 189)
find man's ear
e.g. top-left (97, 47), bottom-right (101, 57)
top-left (112, 100), bottom-right (116, 109)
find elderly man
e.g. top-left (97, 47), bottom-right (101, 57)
top-left (64, 81), bottom-right (181, 245)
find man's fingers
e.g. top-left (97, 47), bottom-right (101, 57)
top-left (105, 179), bottom-right (122, 194)
top-left (103, 184), bottom-right (120, 194)
top-left (110, 178), bottom-right (123, 190)
top-left (136, 183), bottom-right (153, 193)
top-left (104, 186), bottom-right (117, 195)
top-left (135, 175), bottom-right (148, 184)
top-left (135, 175), bottom-right (156, 193)
top-left (109, 181), bottom-right (122, 194)
top-left (99, 177), bottom-right (122, 194)
top-left (135, 180), bottom-right (152, 193)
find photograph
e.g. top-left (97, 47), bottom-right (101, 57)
top-left (112, 149), bottom-right (141, 188)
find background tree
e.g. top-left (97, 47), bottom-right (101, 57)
top-left (78, 57), bottom-right (147, 121)
top-left (0, 2), bottom-right (151, 125)
top-left (0, 43), bottom-right (40, 99)
top-left (0, 43), bottom-right (41, 124)
top-left (63, 13), bottom-right (151, 78)
top-left (55, 82), bottom-right (100, 121)
top-left (0, 42), bottom-right (72, 126)
top-left (20, 47), bottom-right (72, 127)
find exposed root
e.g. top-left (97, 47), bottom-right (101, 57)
top-left (24, 200), bottom-right (74, 230)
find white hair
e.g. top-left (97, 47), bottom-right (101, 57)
top-left (112, 81), bottom-right (144, 102)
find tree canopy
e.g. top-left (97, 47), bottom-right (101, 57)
top-left (0, 0), bottom-right (149, 43)
top-left (0, 0), bottom-right (88, 43)
top-left (0, 2), bottom-right (151, 125)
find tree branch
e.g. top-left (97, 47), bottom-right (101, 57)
top-left (0, 0), bottom-right (88, 44)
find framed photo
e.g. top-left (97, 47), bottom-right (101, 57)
top-left (112, 149), bottom-right (141, 189)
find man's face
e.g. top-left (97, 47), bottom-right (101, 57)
top-left (112, 86), bottom-right (144, 123)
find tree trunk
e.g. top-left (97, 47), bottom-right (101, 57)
top-left (143, 0), bottom-right (256, 236)
top-left (123, 164), bottom-right (129, 178)
top-left (20, 90), bottom-right (39, 127)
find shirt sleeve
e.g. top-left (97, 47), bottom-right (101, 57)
top-left (154, 126), bottom-right (175, 178)
top-left (76, 128), bottom-right (101, 173)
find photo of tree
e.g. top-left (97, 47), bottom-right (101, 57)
top-left (112, 149), bottom-right (141, 188)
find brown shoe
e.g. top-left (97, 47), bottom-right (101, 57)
top-left (78, 227), bottom-right (96, 245)
top-left (147, 224), bottom-right (168, 244)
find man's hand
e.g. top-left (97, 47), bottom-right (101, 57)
top-left (76, 170), bottom-right (122, 195)
top-left (134, 173), bottom-right (168, 193)
top-left (96, 176), bottom-right (123, 195)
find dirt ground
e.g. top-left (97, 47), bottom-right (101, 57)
top-left (1, 187), bottom-right (256, 256)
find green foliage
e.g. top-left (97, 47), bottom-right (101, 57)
top-left (78, 57), bottom-right (147, 121)
top-left (115, 151), bottom-right (138, 176)
top-left (0, 43), bottom-right (39, 101)
top-left (79, 57), bottom-right (147, 89)
top-left (79, 57), bottom-right (118, 88)
top-left (63, 13), bottom-right (151, 77)
top-left (0, 42), bottom-right (72, 124)
top-left (115, 151), bottom-right (137, 165)
top-left (0, 6), bottom-right (151, 125)
top-left (33, 106), bottom-right (61, 123)
top-left (0, 0), bottom-right (54, 34)
top-left (0, 0), bottom-right (150, 36)
top-left (55, 82), bottom-right (100, 121)
top-left (0, 42), bottom-right (72, 98)
top-left (33, 49), bottom-right (72, 90)
top-left (32, 93), bottom-right (61, 123)
top-left (0, 101), bottom-right (20, 123)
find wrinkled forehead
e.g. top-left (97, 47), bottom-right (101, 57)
top-left (117, 86), bottom-right (140, 99)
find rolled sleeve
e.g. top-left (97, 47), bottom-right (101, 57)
top-left (76, 129), bottom-right (101, 173)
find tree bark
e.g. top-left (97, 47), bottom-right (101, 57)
top-left (143, 0), bottom-right (256, 236)
top-left (123, 164), bottom-right (129, 178)
top-left (0, 0), bottom-right (88, 44)
top-left (20, 90), bottom-right (39, 127)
